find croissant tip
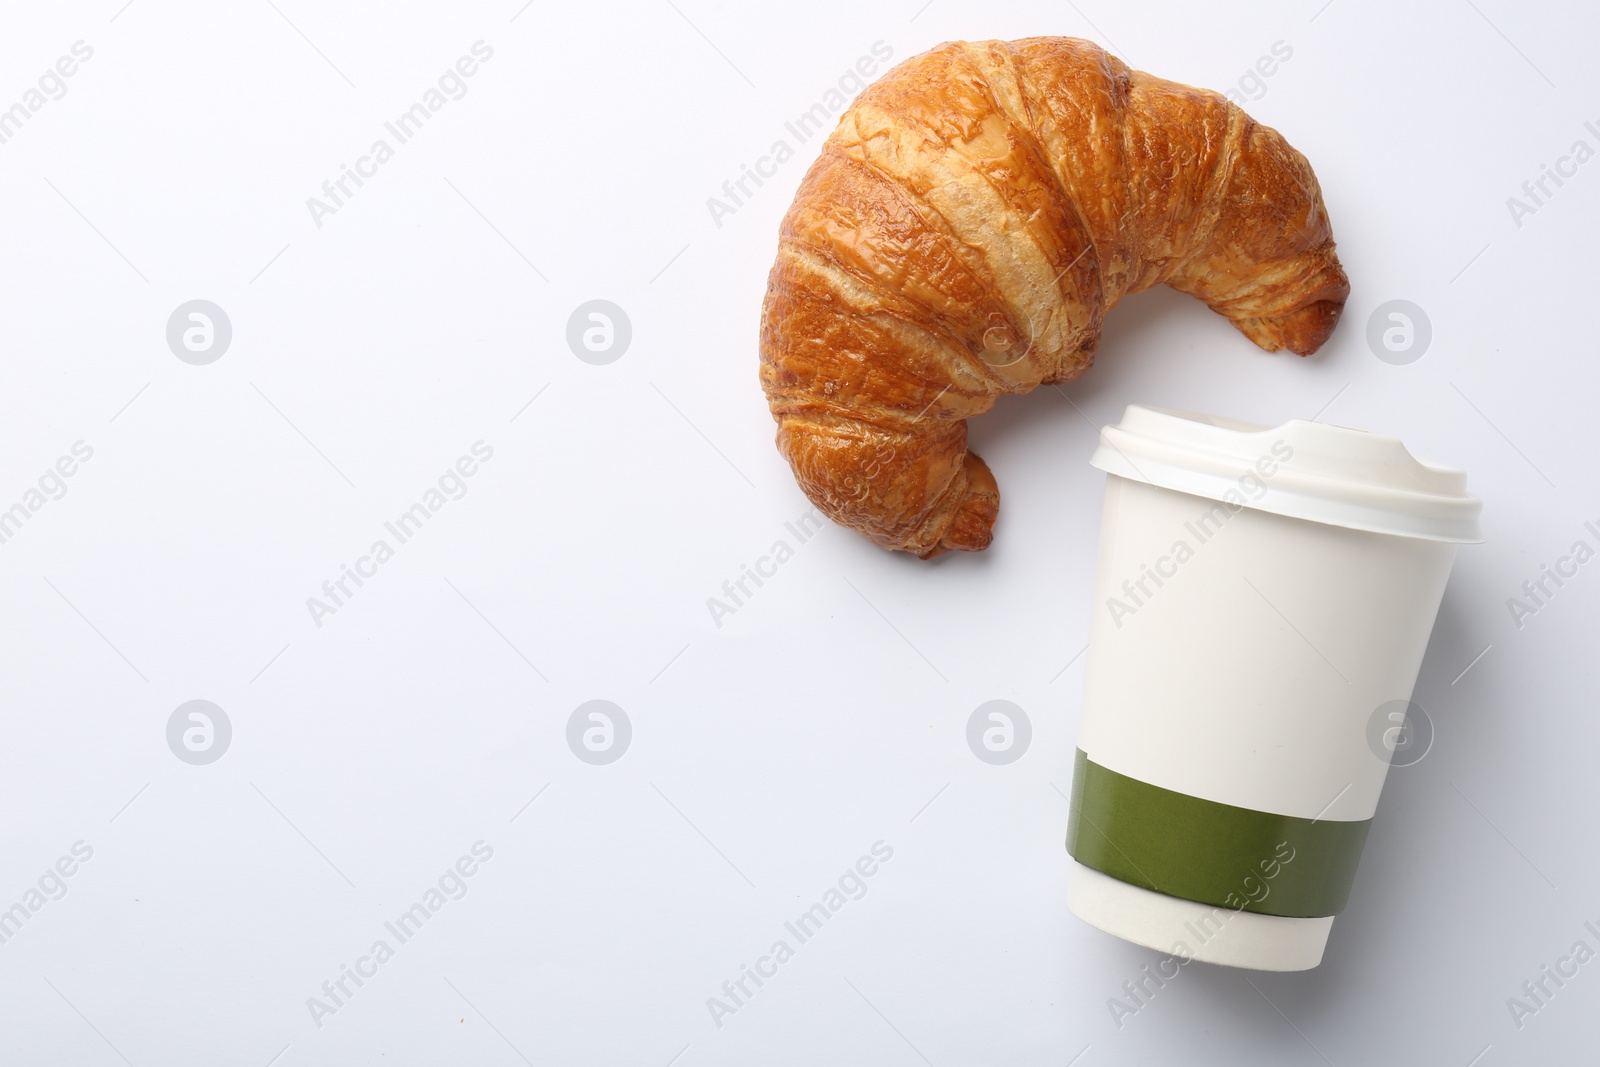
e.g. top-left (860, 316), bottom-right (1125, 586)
top-left (1285, 298), bottom-right (1347, 356)
top-left (927, 452), bottom-right (999, 556)
top-left (1236, 297), bottom-right (1347, 357)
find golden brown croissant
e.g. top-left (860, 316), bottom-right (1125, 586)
top-left (759, 36), bottom-right (1349, 557)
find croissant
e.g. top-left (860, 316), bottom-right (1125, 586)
top-left (758, 37), bottom-right (1349, 557)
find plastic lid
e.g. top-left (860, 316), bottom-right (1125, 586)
top-left (1090, 405), bottom-right (1483, 543)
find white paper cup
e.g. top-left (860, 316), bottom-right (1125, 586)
top-left (1066, 405), bottom-right (1482, 971)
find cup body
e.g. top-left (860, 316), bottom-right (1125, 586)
top-left (1066, 407), bottom-right (1479, 970)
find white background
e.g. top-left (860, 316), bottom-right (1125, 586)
top-left (0, 0), bottom-right (1596, 1063)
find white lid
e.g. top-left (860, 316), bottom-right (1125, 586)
top-left (1090, 405), bottom-right (1483, 543)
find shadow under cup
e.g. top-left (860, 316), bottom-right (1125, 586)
top-left (1065, 405), bottom-right (1482, 971)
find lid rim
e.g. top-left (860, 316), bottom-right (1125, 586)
top-left (1092, 405), bottom-right (1483, 544)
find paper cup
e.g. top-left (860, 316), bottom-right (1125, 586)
top-left (1066, 405), bottom-right (1481, 971)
